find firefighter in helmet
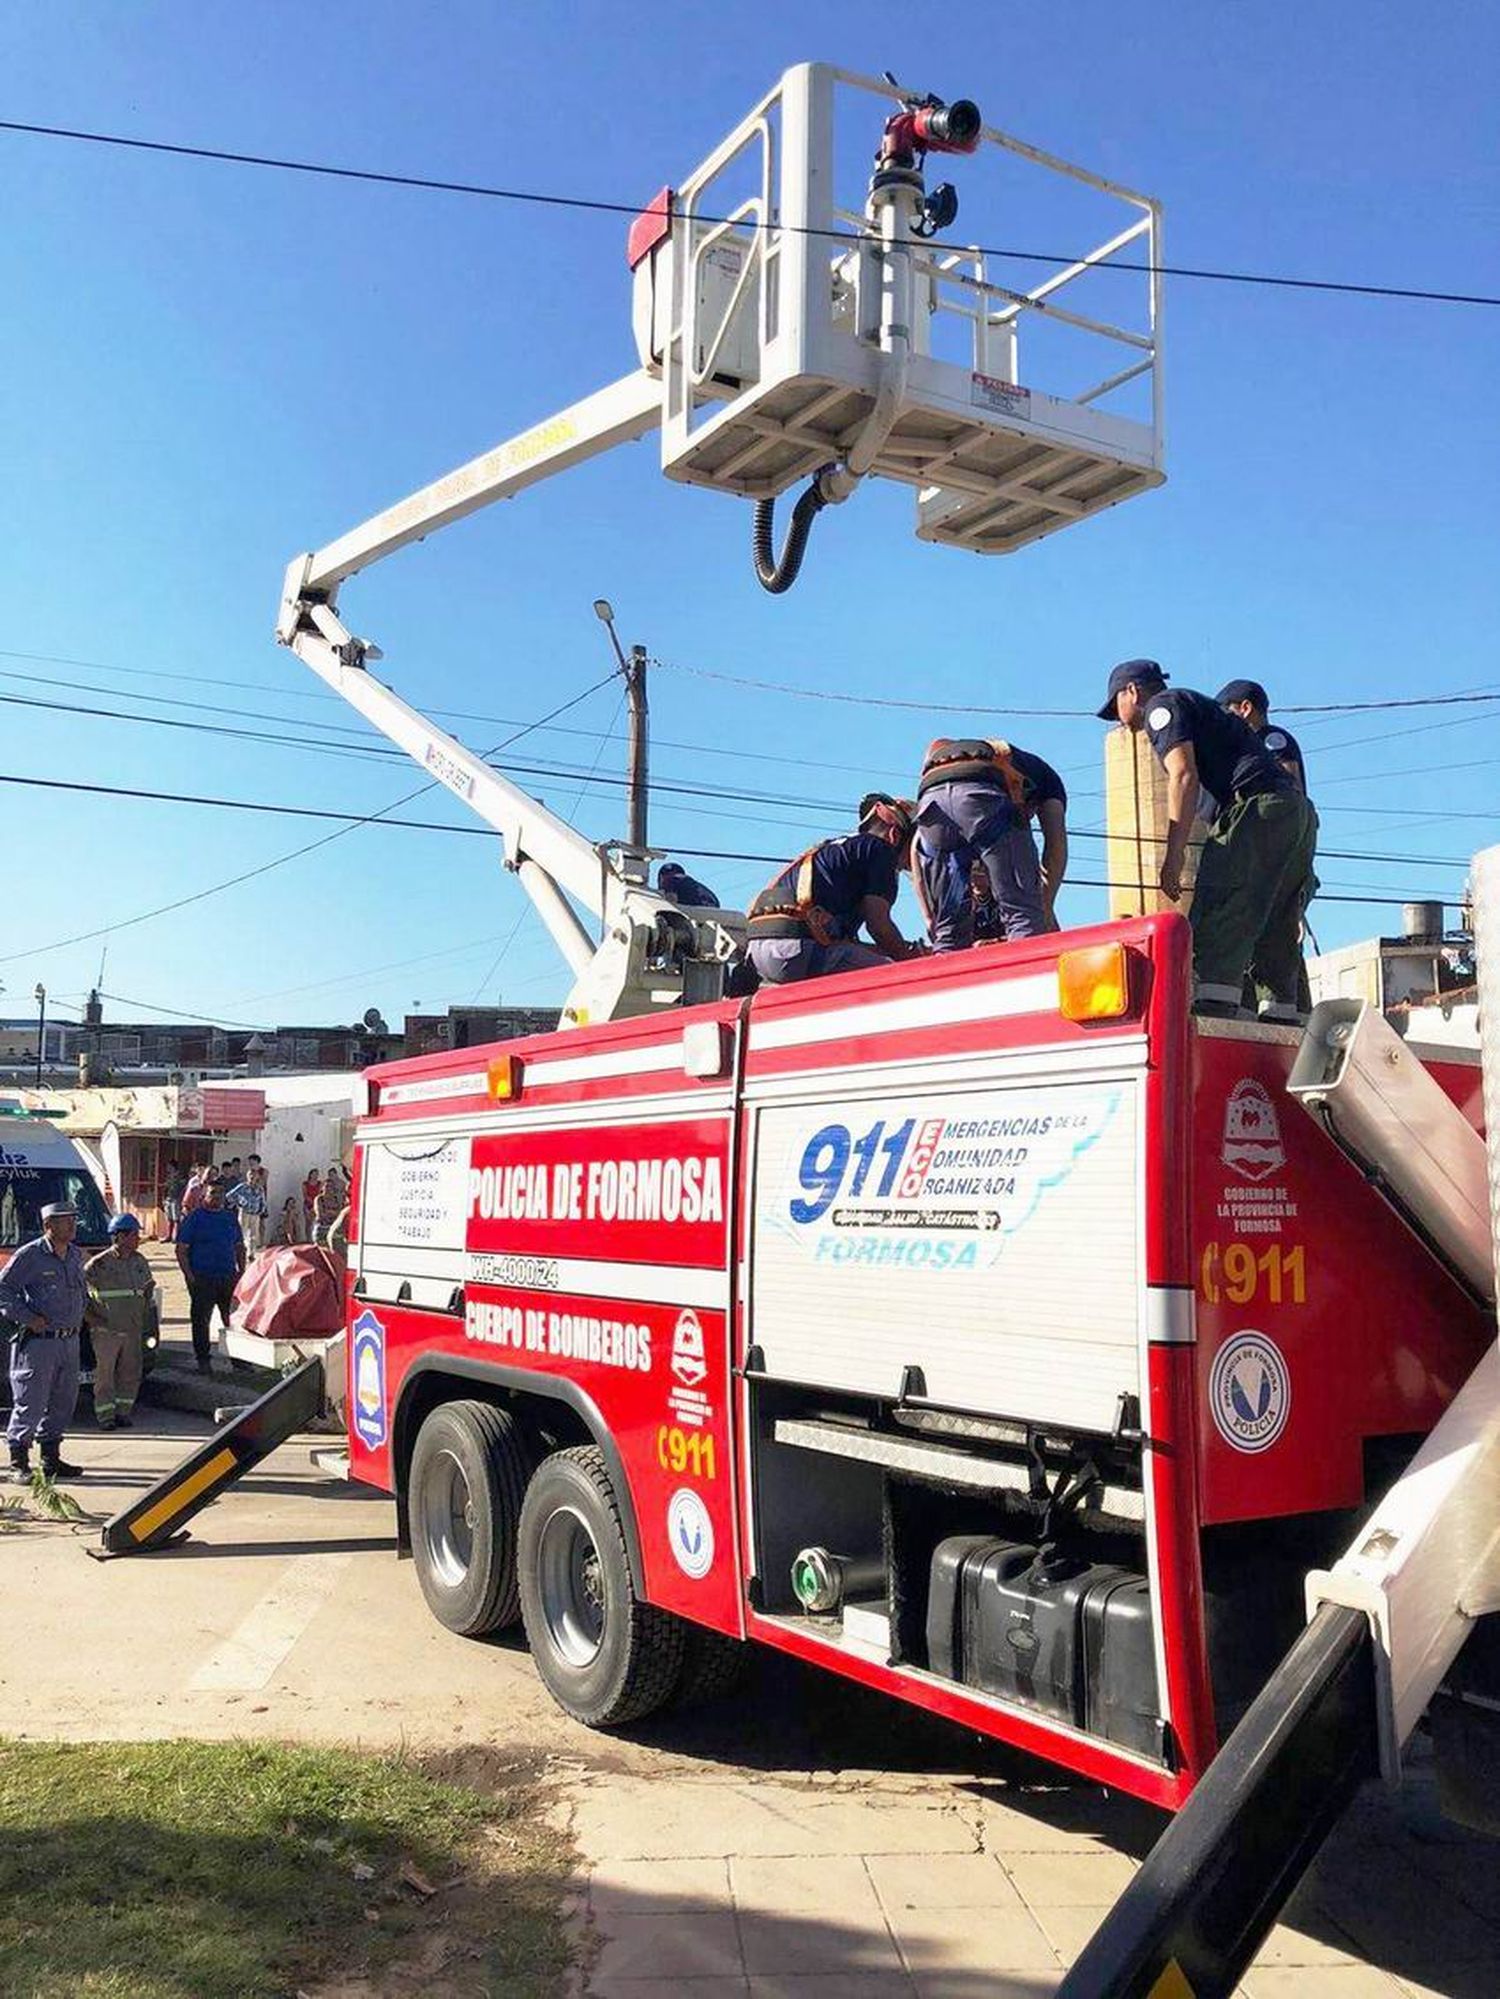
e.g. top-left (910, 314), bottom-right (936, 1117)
top-left (746, 800), bottom-right (920, 984)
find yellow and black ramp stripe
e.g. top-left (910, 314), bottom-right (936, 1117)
top-left (96, 1358), bottom-right (325, 1556)
top-left (1058, 1604), bottom-right (1378, 1999)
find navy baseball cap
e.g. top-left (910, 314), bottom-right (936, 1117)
top-left (1216, 678), bottom-right (1270, 711)
top-left (108, 1214), bottom-right (142, 1235)
top-left (1097, 658), bottom-right (1167, 720)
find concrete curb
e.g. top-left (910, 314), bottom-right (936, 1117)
top-left (139, 1361), bottom-right (268, 1421)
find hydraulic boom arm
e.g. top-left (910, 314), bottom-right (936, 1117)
top-left (275, 370), bottom-right (745, 1027)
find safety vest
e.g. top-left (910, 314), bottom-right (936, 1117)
top-left (917, 738), bottom-right (1029, 811)
top-left (748, 842), bottom-right (842, 944)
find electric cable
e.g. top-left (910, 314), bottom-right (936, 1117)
top-left (4, 118), bottom-right (1498, 311)
top-left (0, 672), bottom-right (617, 967)
top-left (0, 769), bottom-right (1478, 873)
top-left (651, 656), bottom-right (1500, 719)
top-left (0, 646), bottom-right (904, 780)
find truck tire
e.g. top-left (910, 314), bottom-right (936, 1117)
top-left (518, 1445), bottom-right (685, 1727)
top-left (409, 1399), bottom-right (535, 1637)
top-left (676, 1623), bottom-right (748, 1707)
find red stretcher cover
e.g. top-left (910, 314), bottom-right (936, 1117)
top-left (231, 1245), bottom-right (344, 1340)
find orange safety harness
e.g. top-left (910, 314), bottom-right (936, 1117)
top-left (749, 803), bottom-right (914, 946)
top-left (917, 736), bottom-right (1030, 811)
top-left (910, 743), bottom-right (1031, 931)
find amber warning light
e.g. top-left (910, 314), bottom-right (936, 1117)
top-left (1057, 943), bottom-right (1133, 1023)
top-left (487, 1055), bottom-right (524, 1101)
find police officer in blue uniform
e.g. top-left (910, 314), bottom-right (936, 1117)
top-left (1, 1199), bottom-right (88, 1481)
top-left (746, 799), bottom-right (919, 983)
top-left (913, 737), bottom-right (1069, 950)
top-left (1099, 660), bottom-right (1318, 1019)
top-left (1216, 680), bottom-right (1307, 794)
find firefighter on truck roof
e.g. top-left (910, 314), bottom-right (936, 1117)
top-left (1217, 676), bottom-right (1317, 1012)
top-left (746, 799), bottom-right (920, 984)
top-left (912, 736), bottom-right (1069, 950)
top-left (1215, 677), bottom-right (1308, 795)
top-left (1098, 658), bottom-right (1318, 1020)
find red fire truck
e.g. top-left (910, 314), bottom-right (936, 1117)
top-left (329, 917), bottom-right (1487, 1809)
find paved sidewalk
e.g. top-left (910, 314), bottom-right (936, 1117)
top-left (8, 1396), bottom-right (1497, 1997)
top-left (571, 1754), bottom-right (1500, 1998)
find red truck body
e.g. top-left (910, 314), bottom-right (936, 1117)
top-left (341, 914), bottom-right (1488, 1808)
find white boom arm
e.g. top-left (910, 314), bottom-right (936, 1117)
top-left (275, 369), bottom-right (745, 1027)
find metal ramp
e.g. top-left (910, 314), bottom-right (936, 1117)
top-left (640, 63), bottom-right (1164, 556)
top-left (93, 1358), bottom-right (325, 1556)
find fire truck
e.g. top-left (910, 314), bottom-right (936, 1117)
top-left (100, 65), bottom-right (1500, 1993)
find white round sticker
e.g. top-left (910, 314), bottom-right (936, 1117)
top-left (1147, 705), bottom-right (1172, 730)
top-left (1210, 1332), bottom-right (1291, 1454)
top-left (1264, 731), bottom-right (1288, 751)
top-left (666, 1487), bottom-right (714, 1579)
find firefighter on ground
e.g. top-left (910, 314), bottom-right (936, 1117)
top-left (1098, 659), bottom-right (1318, 1019)
top-left (84, 1214), bottom-right (157, 1430)
top-left (912, 737), bottom-right (1069, 950)
top-left (746, 799), bottom-right (919, 984)
top-left (1216, 678), bottom-right (1307, 793)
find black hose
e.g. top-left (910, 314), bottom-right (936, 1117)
top-left (752, 476), bottom-right (829, 594)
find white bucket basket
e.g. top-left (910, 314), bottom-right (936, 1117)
top-left (634, 63), bottom-right (1165, 557)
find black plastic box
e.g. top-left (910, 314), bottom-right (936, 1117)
top-left (926, 1535), bottom-right (1163, 1758)
top-left (1082, 1573), bottom-right (1165, 1759)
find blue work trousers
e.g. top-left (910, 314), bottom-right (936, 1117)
top-left (6, 1332), bottom-right (80, 1449)
top-left (746, 937), bottom-right (891, 984)
top-left (914, 778), bottom-right (1048, 951)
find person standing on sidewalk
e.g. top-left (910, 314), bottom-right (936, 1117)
top-left (228, 1159), bottom-right (269, 1256)
top-left (175, 1180), bottom-right (245, 1374)
top-left (84, 1215), bottom-right (156, 1429)
top-left (0, 1200), bottom-right (87, 1482)
top-left (162, 1160), bottom-right (187, 1242)
top-left (180, 1164), bottom-right (208, 1220)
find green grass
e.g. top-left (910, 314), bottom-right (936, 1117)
top-left (0, 1738), bottom-right (573, 1999)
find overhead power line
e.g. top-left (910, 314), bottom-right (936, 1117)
top-left (0, 766), bottom-right (1469, 915)
top-left (0, 768), bottom-right (1479, 874)
top-left (652, 657), bottom-right (1500, 719)
top-left (4, 118), bottom-right (1498, 311)
top-left (0, 648), bottom-right (896, 781)
top-left (97, 988), bottom-right (273, 1032)
top-left (0, 673), bottom-right (616, 968)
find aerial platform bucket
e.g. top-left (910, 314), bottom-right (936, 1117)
top-left (633, 63), bottom-right (1164, 557)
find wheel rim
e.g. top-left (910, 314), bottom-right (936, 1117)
top-left (535, 1503), bottom-right (606, 1667)
top-left (419, 1448), bottom-right (477, 1588)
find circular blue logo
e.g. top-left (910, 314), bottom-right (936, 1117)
top-left (1210, 1331), bottom-right (1291, 1454)
top-left (666, 1487), bottom-right (714, 1579)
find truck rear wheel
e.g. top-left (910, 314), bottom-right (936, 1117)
top-left (409, 1400), bottom-right (534, 1637)
top-left (518, 1445), bottom-right (685, 1727)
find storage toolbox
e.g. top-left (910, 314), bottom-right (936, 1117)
top-left (926, 1535), bottom-right (1164, 1757)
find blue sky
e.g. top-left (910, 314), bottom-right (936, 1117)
top-left (3, 2), bottom-right (1497, 1033)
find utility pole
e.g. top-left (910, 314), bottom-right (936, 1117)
top-left (33, 982), bottom-right (46, 1089)
top-left (592, 600), bottom-right (650, 850)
